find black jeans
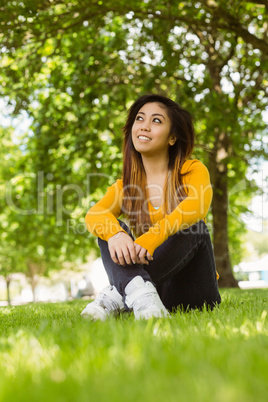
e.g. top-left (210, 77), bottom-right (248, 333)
top-left (98, 220), bottom-right (221, 311)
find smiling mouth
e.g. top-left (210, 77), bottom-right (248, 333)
top-left (138, 135), bottom-right (151, 141)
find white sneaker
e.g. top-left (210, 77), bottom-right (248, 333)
top-left (80, 285), bottom-right (125, 321)
top-left (125, 276), bottom-right (170, 320)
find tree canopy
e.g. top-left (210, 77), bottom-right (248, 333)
top-left (0, 0), bottom-right (267, 287)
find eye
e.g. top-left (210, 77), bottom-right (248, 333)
top-left (153, 117), bottom-right (161, 123)
top-left (136, 115), bottom-right (143, 121)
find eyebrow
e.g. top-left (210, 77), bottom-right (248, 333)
top-left (137, 111), bottom-right (166, 120)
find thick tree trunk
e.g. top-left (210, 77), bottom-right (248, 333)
top-left (204, 45), bottom-right (240, 288)
top-left (209, 139), bottom-right (239, 288)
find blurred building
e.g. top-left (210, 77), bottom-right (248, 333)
top-left (234, 254), bottom-right (268, 289)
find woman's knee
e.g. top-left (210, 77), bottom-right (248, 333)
top-left (117, 219), bottom-right (133, 238)
top-left (183, 220), bottom-right (209, 236)
top-left (97, 220), bottom-right (133, 247)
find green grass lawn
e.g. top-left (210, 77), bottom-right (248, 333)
top-left (0, 289), bottom-right (267, 402)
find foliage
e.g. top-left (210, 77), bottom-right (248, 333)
top-left (246, 230), bottom-right (268, 258)
top-left (0, 0), bottom-right (267, 283)
top-left (0, 127), bottom-right (26, 279)
top-left (0, 124), bottom-right (91, 301)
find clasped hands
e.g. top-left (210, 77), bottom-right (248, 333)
top-left (108, 231), bottom-right (153, 266)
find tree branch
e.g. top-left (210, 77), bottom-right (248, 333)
top-left (199, 1), bottom-right (268, 54)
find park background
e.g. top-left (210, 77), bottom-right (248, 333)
top-left (0, 0), bottom-right (268, 304)
top-left (0, 2), bottom-right (268, 402)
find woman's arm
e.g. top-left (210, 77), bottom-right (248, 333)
top-left (85, 179), bottom-right (143, 265)
top-left (85, 179), bottom-right (127, 241)
top-left (134, 160), bottom-right (213, 256)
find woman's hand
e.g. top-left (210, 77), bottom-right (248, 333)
top-left (108, 232), bottom-right (137, 266)
top-left (134, 243), bottom-right (153, 265)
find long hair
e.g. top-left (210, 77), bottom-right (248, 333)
top-left (122, 94), bottom-right (195, 236)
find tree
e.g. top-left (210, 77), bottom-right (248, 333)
top-left (0, 0), bottom-right (267, 286)
top-left (122, 0), bottom-right (267, 285)
top-left (0, 126), bottom-right (27, 303)
top-left (0, 124), bottom-right (91, 301)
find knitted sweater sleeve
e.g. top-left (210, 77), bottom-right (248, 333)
top-left (85, 179), bottom-right (127, 241)
top-left (134, 160), bottom-right (213, 256)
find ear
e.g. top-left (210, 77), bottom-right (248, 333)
top-left (169, 135), bottom-right (177, 146)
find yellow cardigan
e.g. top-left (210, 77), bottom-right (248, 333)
top-left (85, 159), bottom-right (214, 257)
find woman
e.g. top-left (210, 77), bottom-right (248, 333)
top-left (81, 94), bottom-right (221, 321)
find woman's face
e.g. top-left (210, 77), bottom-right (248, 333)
top-left (131, 102), bottom-right (175, 157)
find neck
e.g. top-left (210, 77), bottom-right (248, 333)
top-left (141, 153), bottom-right (169, 180)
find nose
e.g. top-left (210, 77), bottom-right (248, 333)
top-left (141, 120), bottom-right (151, 131)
